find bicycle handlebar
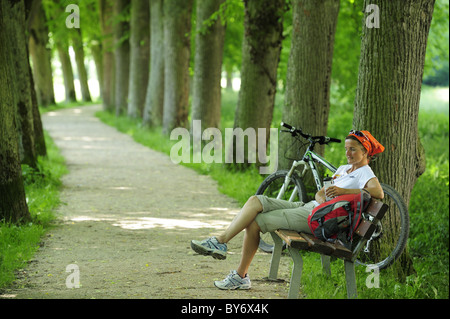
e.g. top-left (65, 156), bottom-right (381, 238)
top-left (280, 122), bottom-right (341, 145)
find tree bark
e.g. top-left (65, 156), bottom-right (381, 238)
top-left (114, 0), bottom-right (131, 116)
top-left (354, 0), bottom-right (434, 277)
top-left (99, 0), bottom-right (115, 112)
top-left (9, 0), bottom-right (38, 168)
top-left (229, 0), bottom-right (286, 168)
top-left (279, 0), bottom-right (340, 170)
top-left (25, 0), bottom-right (46, 158)
top-left (191, 0), bottom-right (226, 132)
top-left (127, 0), bottom-right (150, 118)
top-left (354, 0), bottom-right (432, 212)
top-left (71, 29), bottom-right (92, 102)
top-left (56, 42), bottom-right (77, 103)
top-left (28, 1), bottom-right (55, 107)
top-left (143, 0), bottom-right (165, 127)
top-left (162, 0), bottom-right (193, 135)
top-left (0, 0), bottom-right (31, 223)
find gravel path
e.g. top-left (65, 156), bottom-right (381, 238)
top-left (4, 105), bottom-right (291, 299)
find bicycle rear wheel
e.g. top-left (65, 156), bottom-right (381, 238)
top-left (255, 170), bottom-right (308, 253)
top-left (355, 183), bottom-right (409, 270)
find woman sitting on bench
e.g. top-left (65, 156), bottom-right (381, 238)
top-left (191, 130), bottom-right (385, 290)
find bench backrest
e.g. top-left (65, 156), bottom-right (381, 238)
top-left (351, 199), bottom-right (389, 258)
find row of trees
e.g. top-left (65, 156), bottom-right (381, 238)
top-left (0, 0), bottom-right (444, 273)
top-left (91, 0), bottom-right (436, 211)
top-left (1, 0), bottom-right (48, 223)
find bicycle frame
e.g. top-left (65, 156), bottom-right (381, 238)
top-left (278, 149), bottom-right (338, 201)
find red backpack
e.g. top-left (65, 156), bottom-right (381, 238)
top-left (307, 190), bottom-right (371, 242)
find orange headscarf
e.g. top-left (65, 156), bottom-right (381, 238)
top-left (348, 130), bottom-right (385, 157)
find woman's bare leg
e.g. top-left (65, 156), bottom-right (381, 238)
top-left (216, 196), bottom-right (263, 244)
top-left (236, 220), bottom-right (261, 277)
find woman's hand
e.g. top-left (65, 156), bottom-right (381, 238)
top-left (315, 187), bottom-right (326, 204)
top-left (316, 186), bottom-right (345, 203)
top-left (325, 186), bottom-right (346, 199)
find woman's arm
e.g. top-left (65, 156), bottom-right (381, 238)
top-left (325, 177), bottom-right (384, 199)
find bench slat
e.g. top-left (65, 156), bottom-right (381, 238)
top-left (275, 229), bottom-right (353, 260)
top-left (274, 230), bottom-right (310, 250)
top-left (299, 232), bottom-right (336, 255)
top-left (355, 219), bottom-right (376, 239)
top-left (365, 200), bottom-right (388, 220)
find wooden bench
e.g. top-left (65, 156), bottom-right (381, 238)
top-left (267, 199), bottom-right (388, 299)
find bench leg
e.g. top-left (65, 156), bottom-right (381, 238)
top-left (268, 232), bottom-right (283, 280)
top-left (344, 260), bottom-right (357, 299)
top-left (321, 255), bottom-right (331, 276)
top-left (287, 246), bottom-right (303, 299)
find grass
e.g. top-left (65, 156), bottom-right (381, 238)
top-left (0, 131), bottom-right (67, 290)
top-left (97, 85), bottom-right (449, 299)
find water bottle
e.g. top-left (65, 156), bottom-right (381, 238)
top-left (323, 176), bottom-right (334, 201)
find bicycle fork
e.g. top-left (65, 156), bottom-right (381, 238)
top-left (278, 160), bottom-right (311, 202)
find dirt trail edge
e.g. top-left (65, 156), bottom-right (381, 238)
top-left (4, 105), bottom-right (291, 299)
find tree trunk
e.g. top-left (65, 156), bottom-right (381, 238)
top-left (229, 0), bottom-right (286, 168)
top-left (25, 0), bottom-right (46, 158)
top-left (90, 41), bottom-right (103, 101)
top-left (30, 69), bottom-right (47, 158)
top-left (57, 42), bottom-right (77, 103)
top-left (47, 0), bottom-right (77, 104)
top-left (99, 0), bottom-right (115, 112)
top-left (143, 0), bottom-right (165, 127)
top-left (191, 0), bottom-right (226, 132)
top-left (0, 0), bottom-right (31, 223)
top-left (162, 0), bottom-right (193, 135)
top-left (279, 0), bottom-right (340, 171)
top-left (353, 0), bottom-right (434, 277)
top-left (9, 0), bottom-right (38, 168)
top-left (127, 0), bottom-right (150, 118)
top-left (71, 29), bottom-right (92, 102)
top-left (114, 0), bottom-right (131, 116)
top-left (28, 1), bottom-right (55, 107)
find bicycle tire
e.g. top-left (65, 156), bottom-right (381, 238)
top-left (355, 183), bottom-right (409, 270)
top-left (256, 170), bottom-right (308, 253)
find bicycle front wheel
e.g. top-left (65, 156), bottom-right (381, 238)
top-left (256, 170), bottom-right (308, 253)
top-left (355, 183), bottom-right (409, 270)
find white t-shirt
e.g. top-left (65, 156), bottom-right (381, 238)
top-left (310, 165), bottom-right (376, 207)
top-left (332, 164), bottom-right (376, 189)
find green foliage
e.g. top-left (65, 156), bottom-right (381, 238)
top-left (0, 132), bottom-right (67, 289)
top-left (331, 0), bottom-right (364, 97)
top-left (423, 0), bottom-right (449, 80)
top-left (407, 88), bottom-right (449, 296)
top-left (0, 223), bottom-right (44, 288)
top-left (298, 251), bottom-right (448, 299)
top-left (221, 0), bottom-right (245, 75)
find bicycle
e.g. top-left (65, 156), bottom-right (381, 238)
top-left (256, 122), bottom-right (409, 270)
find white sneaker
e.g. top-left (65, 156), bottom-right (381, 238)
top-left (214, 270), bottom-right (251, 290)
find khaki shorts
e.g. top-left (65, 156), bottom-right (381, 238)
top-left (254, 195), bottom-right (316, 234)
